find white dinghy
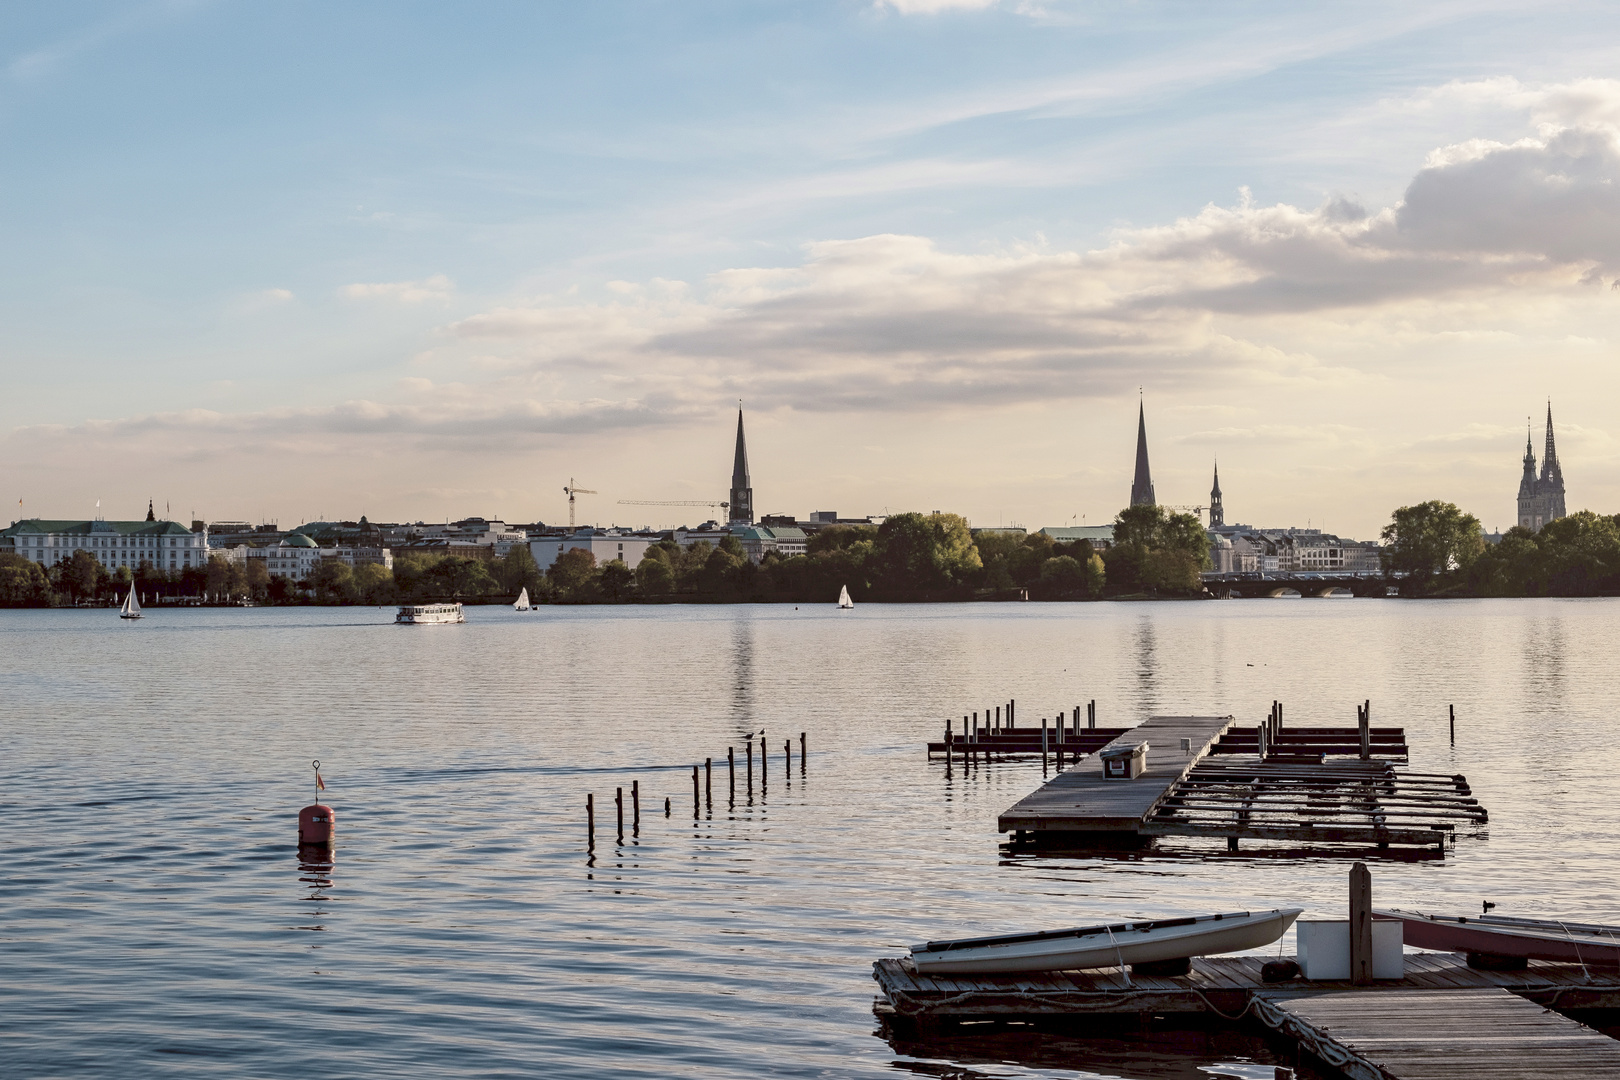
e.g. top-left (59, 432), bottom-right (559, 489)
top-left (513, 587), bottom-right (530, 611)
top-left (837, 585), bottom-right (854, 609)
top-left (910, 908), bottom-right (1302, 975)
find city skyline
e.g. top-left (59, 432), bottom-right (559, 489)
top-left (6, 4), bottom-right (1620, 536)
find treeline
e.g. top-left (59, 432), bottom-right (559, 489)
top-left (0, 506), bottom-right (1212, 608)
top-left (549, 506), bottom-right (1206, 604)
top-left (1383, 501), bottom-right (1620, 597)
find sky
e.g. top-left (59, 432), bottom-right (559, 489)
top-left (5, 1), bottom-right (1620, 537)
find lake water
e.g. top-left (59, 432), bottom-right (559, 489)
top-left (4, 598), bottom-right (1620, 1079)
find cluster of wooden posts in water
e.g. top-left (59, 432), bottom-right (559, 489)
top-left (585, 730), bottom-right (808, 850)
top-left (927, 698), bottom-right (1126, 772)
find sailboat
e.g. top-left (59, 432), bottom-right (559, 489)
top-left (513, 587), bottom-right (531, 611)
top-left (837, 585), bottom-right (854, 609)
top-left (119, 586), bottom-right (143, 620)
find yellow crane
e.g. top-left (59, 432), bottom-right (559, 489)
top-left (563, 478), bottom-right (598, 529)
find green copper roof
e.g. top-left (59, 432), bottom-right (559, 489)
top-left (0, 519), bottom-right (194, 537)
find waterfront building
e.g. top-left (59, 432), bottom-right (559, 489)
top-left (1, 504), bottom-right (208, 572)
top-left (243, 534), bottom-right (323, 580)
top-left (1517, 404), bottom-right (1567, 532)
top-left (1037, 525), bottom-right (1115, 548)
top-left (530, 529), bottom-right (659, 572)
top-left (1130, 401), bottom-right (1155, 507)
top-left (729, 408), bottom-right (754, 525)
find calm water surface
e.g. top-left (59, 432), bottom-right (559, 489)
top-left (3, 599), bottom-right (1619, 1079)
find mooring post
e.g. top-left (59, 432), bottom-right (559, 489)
top-left (1257, 720), bottom-right (1268, 761)
top-left (1041, 717), bottom-right (1049, 774)
top-left (1350, 861), bottom-right (1373, 986)
top-left (664, 796), bottom-right (670, 817)
top-left (1360, 700), bottom-right (1371, 761)
top-left (587, 793), bottom-right (595, 848)
top-left (1089, 699), bottom-right (1096, 728)
top-left (615, 787), bottom-right (624, 843)
top-left (799, 732), bottom-right (806, 772)
top-left (632, 779), bottom-right (640, 830)
top-left (1450, 703), bottom-right (1456, 745)
top-left (945, 717), bottom-right (952, 761)
top-left (705, 758), bottom-right (712, 809)
top-left (692, 765), bottom-right (699, 817)
top-left (1010, 698), bottom-right (1015, 726)
top-left (784, 739), bottom-right (791, 775)
top-left (728, 747), bottom-right (736, 803)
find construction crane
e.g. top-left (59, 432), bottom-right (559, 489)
top-left (563, 478), bottom-right (597, 529)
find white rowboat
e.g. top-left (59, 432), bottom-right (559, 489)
top-left (910, 907), bottom-right (1302, 975)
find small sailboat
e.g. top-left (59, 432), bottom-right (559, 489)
top-left (119, 586), bottom-right (142, 620)
top-left (513, 587), bottom-right (531, 611)
top-left (837, 585), bottom-right (854, 609)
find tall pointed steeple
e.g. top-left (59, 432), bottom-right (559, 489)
top-left (1129, 398), bottom-right (1155, 507)
top-left (1519, 422), bottom-right (1538, 500)
top-left (1541, 402), bottom-right (1563, 487)
top-left (1208, 461), bottom-right (1223, 528)
top-left (728, 406), bottom-right (753, 524)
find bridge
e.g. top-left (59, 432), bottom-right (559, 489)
top-left (1200, 570), bottom-right (1395, 598)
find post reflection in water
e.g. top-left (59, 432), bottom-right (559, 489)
top-left (295, 844), bottom-right (334, 932)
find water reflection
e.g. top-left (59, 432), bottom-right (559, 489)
top-left (1134, 615), bottom-right (1159, 719)
top-left (294, 843), bottom-right (334, 932)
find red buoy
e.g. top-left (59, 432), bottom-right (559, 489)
top-left (299, 803), bottom-right (335, 845)
top-left (299, 760), bottom-right (334, 845)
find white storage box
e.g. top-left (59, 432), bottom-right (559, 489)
top-left (1296, 919), bottom-right (1404, 980)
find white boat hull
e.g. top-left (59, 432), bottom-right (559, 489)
top-left (911, 908), bottom-right (1302, 975)
top-left (396, 603), bottom-right (466, 624)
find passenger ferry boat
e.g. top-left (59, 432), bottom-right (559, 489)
top-left (396, 602), bottom-right (465, 625)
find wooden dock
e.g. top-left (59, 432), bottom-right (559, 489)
top-left (1254, 987), bottom-right (1620, 1079)
top-left (993, 715), bottom-right (1483, 852)
top-left (997, 715), bottom-right (1235, 834)
top-left (872, 952), bottom-right (1620, 1021)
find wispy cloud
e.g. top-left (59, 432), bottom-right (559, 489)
top-left (341, 275), bottom-right (456, 304)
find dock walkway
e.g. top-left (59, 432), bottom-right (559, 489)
top-left (1254, 987), bottom-right (1620, 1080)
top-left (997, 715), bottom-right (1234, 835)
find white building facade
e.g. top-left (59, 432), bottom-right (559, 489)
top-left (530, 530), bottom-right (659, 571)
top-left (1, 518), bottom-right (208, 573)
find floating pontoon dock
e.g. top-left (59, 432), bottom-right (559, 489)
top-left (994, 715), bottom-right (1484, 853)
top-left (873, 954), bottom-right (1620, 1078)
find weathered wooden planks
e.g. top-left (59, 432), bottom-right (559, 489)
top-left (1253, 987), bottom-right (1620, 1080)
top-left (996, 715), bottom-right (1235, 833)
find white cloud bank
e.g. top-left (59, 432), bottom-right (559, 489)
top-left (13, 79), bottom-right (1620, 527)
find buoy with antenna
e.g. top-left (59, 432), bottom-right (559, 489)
top-left (298, 759), bottom-right (335, 847)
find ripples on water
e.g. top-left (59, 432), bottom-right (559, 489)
top-left (3, 599), bottom-right (1619, 1078)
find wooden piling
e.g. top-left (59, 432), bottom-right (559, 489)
top-left (728, 747), bottom-right (735, 802)
top-left (1350, 861), bottom-right (1373, 986)
top-left (747, 739), bottom-right (754, 792)
top-left (1010, 698), bottom-right (1015, 726)
top-left (587, 793), bottom-right (595, 848)
top-left (785, 738), bottom-right (792, 774)
top-left (799, 732), bottom-right (806, 772)
top-left (1359, 701), bottom-right (1371, 761)
top-left (632, 779), bottom-right (640, 829)
top-left (705, 757), bottom-right (712, 808)
top-left (692, 764), bottom-right (699, 816)
top-left (615, 787), bottom-right (624, 843)
top-left (1450, 703), bottom-right (1456, 745)
top-left (1041, 717), bottom-right (1049, 773)
top-left (664, 796), bottom-right (670, 817)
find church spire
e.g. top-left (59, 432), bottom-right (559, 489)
top-left (1129, 397), bottom-right (1156, 507)
top-left (1208, 460), bottom-right (1223, 528)
top-left (728, 406), bottom-right (753, 524)
top-left (1542, 401), bottom-right (1562, 486)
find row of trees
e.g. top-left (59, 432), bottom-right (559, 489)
top-left (1382, 501), bottom-right (1620, 597)
top-left (0, 551), bottom-right (219, 608)
top-left (543, 507), bottom-right (1206, 604)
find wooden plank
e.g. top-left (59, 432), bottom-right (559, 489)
top-left (997, 715), bottom-right (1235, 832)
top-left (1255, 988), bottom-right (1620, 1079)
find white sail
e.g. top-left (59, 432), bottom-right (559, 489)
top-left (120, 586), bottom-right (142, 619)
top-left (837, 585), bottom-right (853, 609)
top-left (514, 587), bottom-right (530, 611)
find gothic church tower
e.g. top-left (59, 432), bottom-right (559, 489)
top-left (1130, 400), bottom-right (1156, 507)
top-left (728, 408), bottom-right (753, 525)
top-left (1517, 404), bottom-right (1567, 532)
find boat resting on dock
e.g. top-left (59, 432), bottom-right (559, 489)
top-left (1377, 908), bottom-right (1620, 967)
top-left (910, 907), bottom-right (1302, 975)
